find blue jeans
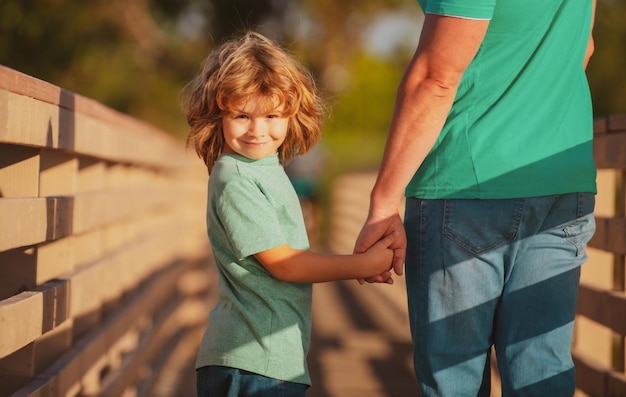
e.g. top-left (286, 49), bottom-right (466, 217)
top-left (196, 366), bottom-right (307, 397)
top-left (404, 193), bottom-right (595, 397)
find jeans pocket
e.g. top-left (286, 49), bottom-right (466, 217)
top-left (565, 212), bottom-right (596, 257)
top-left (442, 198), bottom-right (526, 255)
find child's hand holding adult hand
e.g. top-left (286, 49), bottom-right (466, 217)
top-left (361, 231), bottom-right (397, 283)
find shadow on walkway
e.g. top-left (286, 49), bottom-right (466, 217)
top-left (307, 281), bottom-right (420, 397)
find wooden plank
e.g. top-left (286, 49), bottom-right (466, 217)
top-left (98, 299), bottom-right (183, 396)
top-left (0, 344), bottom-right (39, 394)
top-left (0, 65), bottom-right (209, 396)
top-left (70, 188), bottom-right (181, 235)
top-left (68, 212), bottom-right (197, 320)
top-left (0, 233), bottom-right (100, 302)
top-left (0, 216), bottom-right (195, 357)
top-left (0, 198), bottom-right (48, 251)
top-left (573, 347), bottom-right (626, 397)
top-left (577, 283), bottom-right (626, 335)
top-left (593, 131), bottom-right (626, 169)
top-left (72, 229), bottom-right (104, 268)
top-left (30, 320), bottom-right (73, 377)
top-left (0, 66), bottom-right (184, 157)
top-left (590, 216), bottom-right (626, 255)
top-left (0, 196), bottom-right (74, 250)
top-left (39, 149), bottom-right (78, 197)
top-left (0, 92), bottom-right (74, 151)
top-left (68, 262), bottom-right (106, 335)
top-left (0, 279), bottom-right (70, 359)
top-left (35, 238), bottom-right (76, 284)
top-left (0, 320), bottom-right (73, 396)
top-left (0, 143), bottom-right (40, 198)
top-left (6, 260), bottom-right (190, 396)
top-left (573, 348), bottom-right (607, 396)
top-left (594, 116), bottom-right (608, 135)
top-left (0, 247), bottom-right (38, 301)
top-left (607, 114), bottom-right (626, 133)
top-left (0, 186), bottom-right (187, 252)
top-left (0, 89), bottom-right (186, 169)
top-left (76, 157), bottom-right (106, 193)
top-left (608, 370), bottom-right (626, 397)
top-left (0, 292), bottom-right (43, 358)
top-left (0, 66), bottom-right (71, 112)
top-left (98, 268), bottom-right (212, 396)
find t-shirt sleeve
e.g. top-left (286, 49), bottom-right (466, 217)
top-left (215, 176), bottom-right (288, 260)
top-left (420, 0), bottom-right (495, 20)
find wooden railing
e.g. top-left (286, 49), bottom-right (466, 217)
top-left (573, 114), bottom-right (626, 397)
top-left (1, 64), bottom-right (624, 396)
top-left (0, 66), bottom-right (213, 396)
top-left (327, 115), bottom-right (626, 397)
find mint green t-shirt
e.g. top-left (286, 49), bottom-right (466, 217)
top-left (407, 0), bottom-right (597, 199)
top-left (196, 153), bottom-right (312, 385)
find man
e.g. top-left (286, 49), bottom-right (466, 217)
top-left (355, 1), bottom-right (597, 395)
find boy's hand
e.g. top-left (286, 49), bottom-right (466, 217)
top-left (361, 231), bottom-right (397, 283)
top-left (354, 212), bottom-right (406, 284)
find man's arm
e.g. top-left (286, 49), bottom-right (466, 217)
top-left (584, 0), bottom-right (596, 69)
top-left (355, 14), bottom-right (490, 279)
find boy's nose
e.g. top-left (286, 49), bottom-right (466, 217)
top-left (248, 119), bottom-right (268, 137)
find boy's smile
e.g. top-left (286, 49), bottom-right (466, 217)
top-left (222, 95), bottom-right (289, 160)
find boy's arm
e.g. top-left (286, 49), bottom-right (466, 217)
top-left (254, 233), bottom-right (396, 283)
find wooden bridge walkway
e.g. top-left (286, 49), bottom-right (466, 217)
top-left (151, 277), bottom-right (420, 397)
top-left (1, 66), bottom-right (625, 396)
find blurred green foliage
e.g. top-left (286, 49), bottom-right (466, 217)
top-left (323, 54), bottom-right (405, 173)
top-left (0, 0), bottom-right (416, 170)
top-left (0, 0), bottom-right (212, 137)
top-left (587, 0), bottom-right (626, 118)
top-left (0, 0), bottom-right (623, 172)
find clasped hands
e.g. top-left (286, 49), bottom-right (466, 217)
top-left (354, 212), bottom-right (406, 284)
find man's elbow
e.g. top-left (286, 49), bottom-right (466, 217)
top-left (422, 74), bottom-right (462, 98)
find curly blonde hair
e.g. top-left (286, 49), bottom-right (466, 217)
top-left (184, 31), bottom-right (324, 173)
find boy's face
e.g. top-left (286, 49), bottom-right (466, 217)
top-left (221, 95), bottom-right (289, 160)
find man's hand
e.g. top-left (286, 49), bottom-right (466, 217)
top-left (354, 211), bottom-right (406, 284)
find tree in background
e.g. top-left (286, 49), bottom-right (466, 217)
top-left (587, 0), bottom-right (626, 117)
top-left (0, 0), bottom-right (222, 136)
top-left (0, 0), bottom-right (623, 162)
top-left (0, 0), bottom-right (416, 168)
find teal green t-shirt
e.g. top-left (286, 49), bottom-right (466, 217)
top-left (408, 0), bottom-right (597, 199)
top-left (196, 153), bottom-right (312, 385)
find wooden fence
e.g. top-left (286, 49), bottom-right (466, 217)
top-left (328, 115), bottom-right (626, 396)
top-left (573, 114), bottom-right (626, 397)
top-left (1, 63), bottom-right (625, 396)
top-left (0, 66), bottom-right (213, 396)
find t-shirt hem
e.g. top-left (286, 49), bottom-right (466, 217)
top-left (423, 3), bottom-right (494, 20)
top-left (424, 11), bottom-right (491, 21)
top-left (195, 358), bottom-right (312, 386)
top-left (406, 186), bottom-right (597, 200)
